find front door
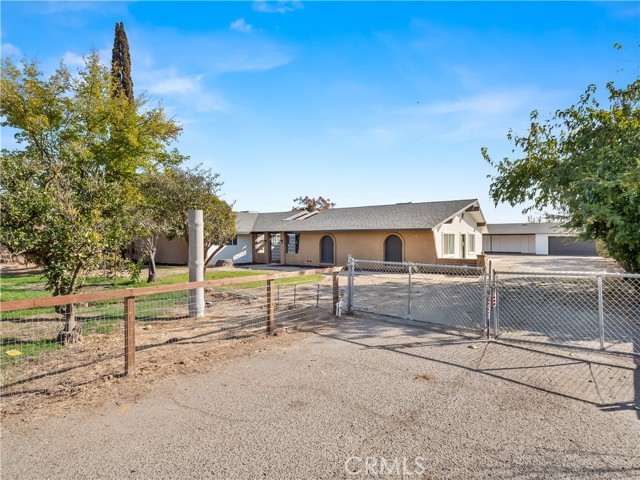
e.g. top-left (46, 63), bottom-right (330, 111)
top-left (270, 234), bottom-right (281, 263)
top-left (460, 234), bottom-right (466, 259)
top-left (320, 235), bottom-right (334, 264)
top-left (384, 235), bottom-right (403, 262)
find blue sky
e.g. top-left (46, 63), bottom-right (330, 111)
top-left (2, 1), bottom-right (639, 222)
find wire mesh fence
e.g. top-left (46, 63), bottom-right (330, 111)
top-left (1, 297), bottom-right (127, 390)
top-left (1, 269), bottom-right (342, 394)
top-left (347, 258), bottom-right (487, 333)
top-left (494, 271), bottom-right (640, 357)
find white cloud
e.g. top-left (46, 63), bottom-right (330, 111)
top-left (139, 68), bottom-right (227, 113)
top-left (192, 92), bottom-right (228, 113)
top-left (252, 1), bottom-right (303, 14)
top-left (62, 51), bottom-right (85, 66)
top-left (230, 18), bottom-right (253, 34)
top-left (214, 47), bottom-right (292, 74)
top-left (415, 89), bottom-right (536, 117)
top-left (132, 28), bottom-right (294, 76)
top-left (330, 87), bottom-right (558, 149)
top-left (148, 74), bottom-right (202, 95)
top-left (2, 43), bottom-right (22, 58)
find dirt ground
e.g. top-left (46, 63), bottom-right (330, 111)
top-left (486, 254), bottom-right (623, 273)
top-left (1, 325), bottom-right (316, 426)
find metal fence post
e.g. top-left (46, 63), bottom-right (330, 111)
top-left (597, 275), bottom-right (605, 350)
top-left (316, 284), bottom-right (320, 308)
top-left (332, 272), bottom-right (339, 315)
top-left (407, 263), bottom-right (412, 319)
top-left (188, 210), bottom-right (205, 318)
top-left (347, 255), bottom-right (354, 313)
top-left (493, 273), bottom-right (499, 339)
top-left (482, 266), bottom-right (489, 339)
top-left (124, 296), bottom-right (136, 375)
top-left (267, 279), bottom-right (275, 334)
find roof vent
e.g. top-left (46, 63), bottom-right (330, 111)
top-left (297, 210), bottom-right (319, 220)
top-left (285, 211), bottom-right (309, 221)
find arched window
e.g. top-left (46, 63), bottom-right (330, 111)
top-left (384, 235), bottom-right (403, 262)
top-left (320, 235), bottom-right (335, 264)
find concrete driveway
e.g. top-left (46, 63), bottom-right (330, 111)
top-left (2, 316), bottom-right (638, 479)
top-left (487, 254), bottom-right (622, 273)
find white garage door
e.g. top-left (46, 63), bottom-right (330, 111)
top-left (484, 235), bottom-right (535, 254)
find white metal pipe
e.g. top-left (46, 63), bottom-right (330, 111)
top-left (188, 210), bottom-right (205, 318)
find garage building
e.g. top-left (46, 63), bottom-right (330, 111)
top-left (484, 223), bottom-right (598, 256)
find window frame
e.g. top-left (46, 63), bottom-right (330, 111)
top-left (443, 233), bottom-right (455, 256)
top-left (468, 234), bottom-right (476, 254)
top-left (287, 232), bottom-right (300, 254)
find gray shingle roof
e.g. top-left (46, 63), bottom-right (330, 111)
top-left (249, 199), bottom-right (479, 233)
top-left (235, 212), bottom-right (259, 234)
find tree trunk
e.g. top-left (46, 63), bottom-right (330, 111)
top-left (57, 303), bottom-right (82, 345)
top-left (55, 265), bottom-right (83, 345)
top-left (147, 250), bottom-right (157, 283)
top-left (203, 244), bottom-right (225, 276)
top-left (144, 236), bottom-right (158, 283)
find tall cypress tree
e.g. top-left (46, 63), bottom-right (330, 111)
top-left (111, 22), bottom-right (134, 100)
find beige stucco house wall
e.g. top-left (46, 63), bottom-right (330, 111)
top-left (274, 230), bottom-right (437, 267)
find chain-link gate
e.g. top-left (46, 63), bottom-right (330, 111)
top-left (491, 271), bottom-right (640, 358)
top-left (346, 257), bottom-right (488, 334)
top-left (346, 257), bottom-right (639, 360)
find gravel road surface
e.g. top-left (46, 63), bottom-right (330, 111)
top-left (2, 316), bottom-right (639, 479)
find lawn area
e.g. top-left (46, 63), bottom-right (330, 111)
top-left (0, 266), bottom-right (328, 369)
top-left (1, 266), bottom-right (326, 303)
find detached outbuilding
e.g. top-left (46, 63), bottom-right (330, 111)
top-left (483, 223), bottom-right (598, 256)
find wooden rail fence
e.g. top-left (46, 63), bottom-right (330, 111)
top-left (1, 267), bottom-right (344, 377)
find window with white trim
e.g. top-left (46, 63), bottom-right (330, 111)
top-left (443, 233), bottom-right (455, 256)
top-left (468, 234), bottom-right (476, 254)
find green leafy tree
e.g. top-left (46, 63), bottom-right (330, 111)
top-left (292, 195), bottom-right (336, 211)
top-left (153, 165), bottom-right (236, 274)
top-left (137, 171), bottom-right (175, 283)
top-left (111, 22), bottom-right (134, 101)
top-left (482, 78), bottom-right (640, 272)
top-left (0, 53), bottom-right (184, 342)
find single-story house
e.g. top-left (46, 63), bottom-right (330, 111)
top-left (245, 198), bottom-right (487, 266)
top-left (483, 223), bottom-right (598, 256)
top-left (147, 212), bottom-right (258, 266)
top-left (149, 198), bottom-right (488, 267)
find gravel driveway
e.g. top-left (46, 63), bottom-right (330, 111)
top-left (2, 315), bottom-right (639, 479)
top-left (487, 254), bottom-right (622, 273)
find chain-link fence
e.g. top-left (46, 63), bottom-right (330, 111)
top-left (1, 269), bottom-right (341, 394)
top-left (347, 258), bottom-right (488, 333)
top-left (493, 271), bottom-right (640, 358)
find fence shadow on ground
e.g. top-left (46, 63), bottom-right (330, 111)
top-left (306, 315), bottom-right (639, 420)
